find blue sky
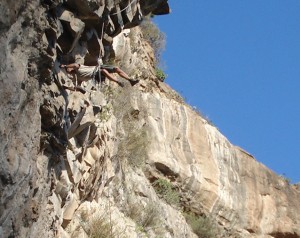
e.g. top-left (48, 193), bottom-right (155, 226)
top-left (154, 1), bottom-right (300, 183)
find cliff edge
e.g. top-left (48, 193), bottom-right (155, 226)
top-left (0, 1), bottom-right (299, 237)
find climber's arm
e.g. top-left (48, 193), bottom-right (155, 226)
top-left (60, 63), bottom-right (80, 73)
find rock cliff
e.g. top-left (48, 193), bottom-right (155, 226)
top-left (1, 1), bottom-right (299, 238)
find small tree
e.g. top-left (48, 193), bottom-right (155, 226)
top-left (140, 16), bottom-right (166, 65)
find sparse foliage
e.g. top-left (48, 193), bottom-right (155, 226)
top-left (112, 89), bottom-right (150, 169)
top-left (98, 103), bottom-right (113, 122)
top-left (88, 216), bottom-right (113, 238)
top-left (279, 174), bottom-right (291, 185)
top-left (191, 105), bottom-right (214, 126)
top-left (81, 212), bottom-right (115, 238)
top-left (118, 127), bottom-right (149, 168)
top-left (140, 16), bottom-right (166, 65)
top-left (155, 67), bottom-right (167, 81)
top-left (126, 201), bottom-right (162, 231)
top-left (153, 178), bottom-right (180, 206)
top-left (184, 212), bottom-right (217, 238)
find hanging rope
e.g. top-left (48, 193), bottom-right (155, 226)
top-left (94, 0), bottom-right (139, 90)
top-left (110, 0), bottom-right (138, 16)
top-left (95, 20), bottom-right (106, 91)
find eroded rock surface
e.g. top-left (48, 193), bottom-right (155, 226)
top-left (1, 0), bottom-right (299, 238)
top-left (126, 88), bottom-right (300, 237)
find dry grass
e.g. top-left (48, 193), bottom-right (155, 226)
top-left (126, 201), bottom-right (162, 230)
top-left (153, 178), bottom-right (180, 207)
top-left (112, 89), bottom-right (150, 169)
top-left (184, 212), bottom-right (217, 238)
top-left (139, 16), bottom-right (166, 65)
top-left (80, 210), bottom-right (116, 238)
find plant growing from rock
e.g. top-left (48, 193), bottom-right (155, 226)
top-left (190, 105), bottom-right (214, 126)
top-left (102, 84), bottom-right (116, 100)
top-left (80, 211), bottom-right (115, 238)
top-left (279, 174), bottom-right (291, 185)
top-left (126, 201), bottom-right (162, 233)
top-left (87, 216), bottom-right (112, 238)
top-left (112, 89), bottom-right (150, 169)
top-left (124, 128), bottom-right (149, 168)
top-left (184, 212), bottom-right (217, 238)
top-left (140, 16), bottom-right (166, 65)
top-left (98, 103), bottom-right (113, 122)
top-left (153, 178), bottom-right (180, 207)
top-left (115, 110), bottom-right (149, 169)
top-left (155, 67), bottom-right (167, 82)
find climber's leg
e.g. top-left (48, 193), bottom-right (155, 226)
top-left (101, 68), bottom-right (124, 87)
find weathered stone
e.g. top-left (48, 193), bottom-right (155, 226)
top-left (140, 0), bottom-right (170, 16)
top-left (2, 1), bottom-right (299, 238)
top-left (119, 88), bottom-right (300, 237)
top-left (63, 193), bottom-right (79, 220)
top-left (0, 1), bottom-right (48, 237)
top-left (56, 8), bottom-right (85, 54)
top-left (66, 149), bottom-right (82, 184)
top-left (65, 0), bottom-right (105, 19)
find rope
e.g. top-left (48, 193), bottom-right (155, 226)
top-left (100, 21), bottom-right (105, 40)
top-left (97, 58), bottom-right (103, 90)
top-left (96, 0), bottom-right (138, 90)
top-left (110, 0), bottom-right (138, 16)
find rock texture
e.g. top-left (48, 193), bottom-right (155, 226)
top-left (1, 0), bottom-right (300, 238)
top-left (0, 1), bottom-right (50, 237)
top-left (134, 89), bottom-right (300, 237)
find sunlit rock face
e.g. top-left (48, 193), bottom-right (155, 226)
top-left (1, 0), bottom-right (299, 237)
top-left (128, 87), bottom-right (300, 237)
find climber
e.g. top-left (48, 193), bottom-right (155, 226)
top-left (59, 63), bottom-right (139, 87)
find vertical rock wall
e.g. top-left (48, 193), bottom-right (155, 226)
top-left (0, 1), bottom-right (50, 237)
top-left (132, 89), bottom-right (300, 237)
top-left (1, 0), bottom-right (300, 238)
top-left (0, 0), bottom-right (169, 237)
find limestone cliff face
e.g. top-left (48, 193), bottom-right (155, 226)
top-left (135, 90), bottom-right (300, 237)
top-left (1, 1), bottom-right (300, 238)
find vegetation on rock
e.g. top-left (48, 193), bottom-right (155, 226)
top-left (184, 212), bottom-right (217, 238)
top-left (140, 16), bottom-right (166, 65)
top-left (153, 178), bottom-right (180, 207)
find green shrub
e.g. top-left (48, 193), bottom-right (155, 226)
top-left (184, 212), bottom-right (217, 238)
top-left (153, 178), bottom-right (180, 206)
top-left (155, 68), bottom-right (167, 81)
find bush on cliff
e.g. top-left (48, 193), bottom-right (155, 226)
top-left (140, 16), bottom-right (166, 65)
top-left (184, 212), bottom-right (217, 238)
